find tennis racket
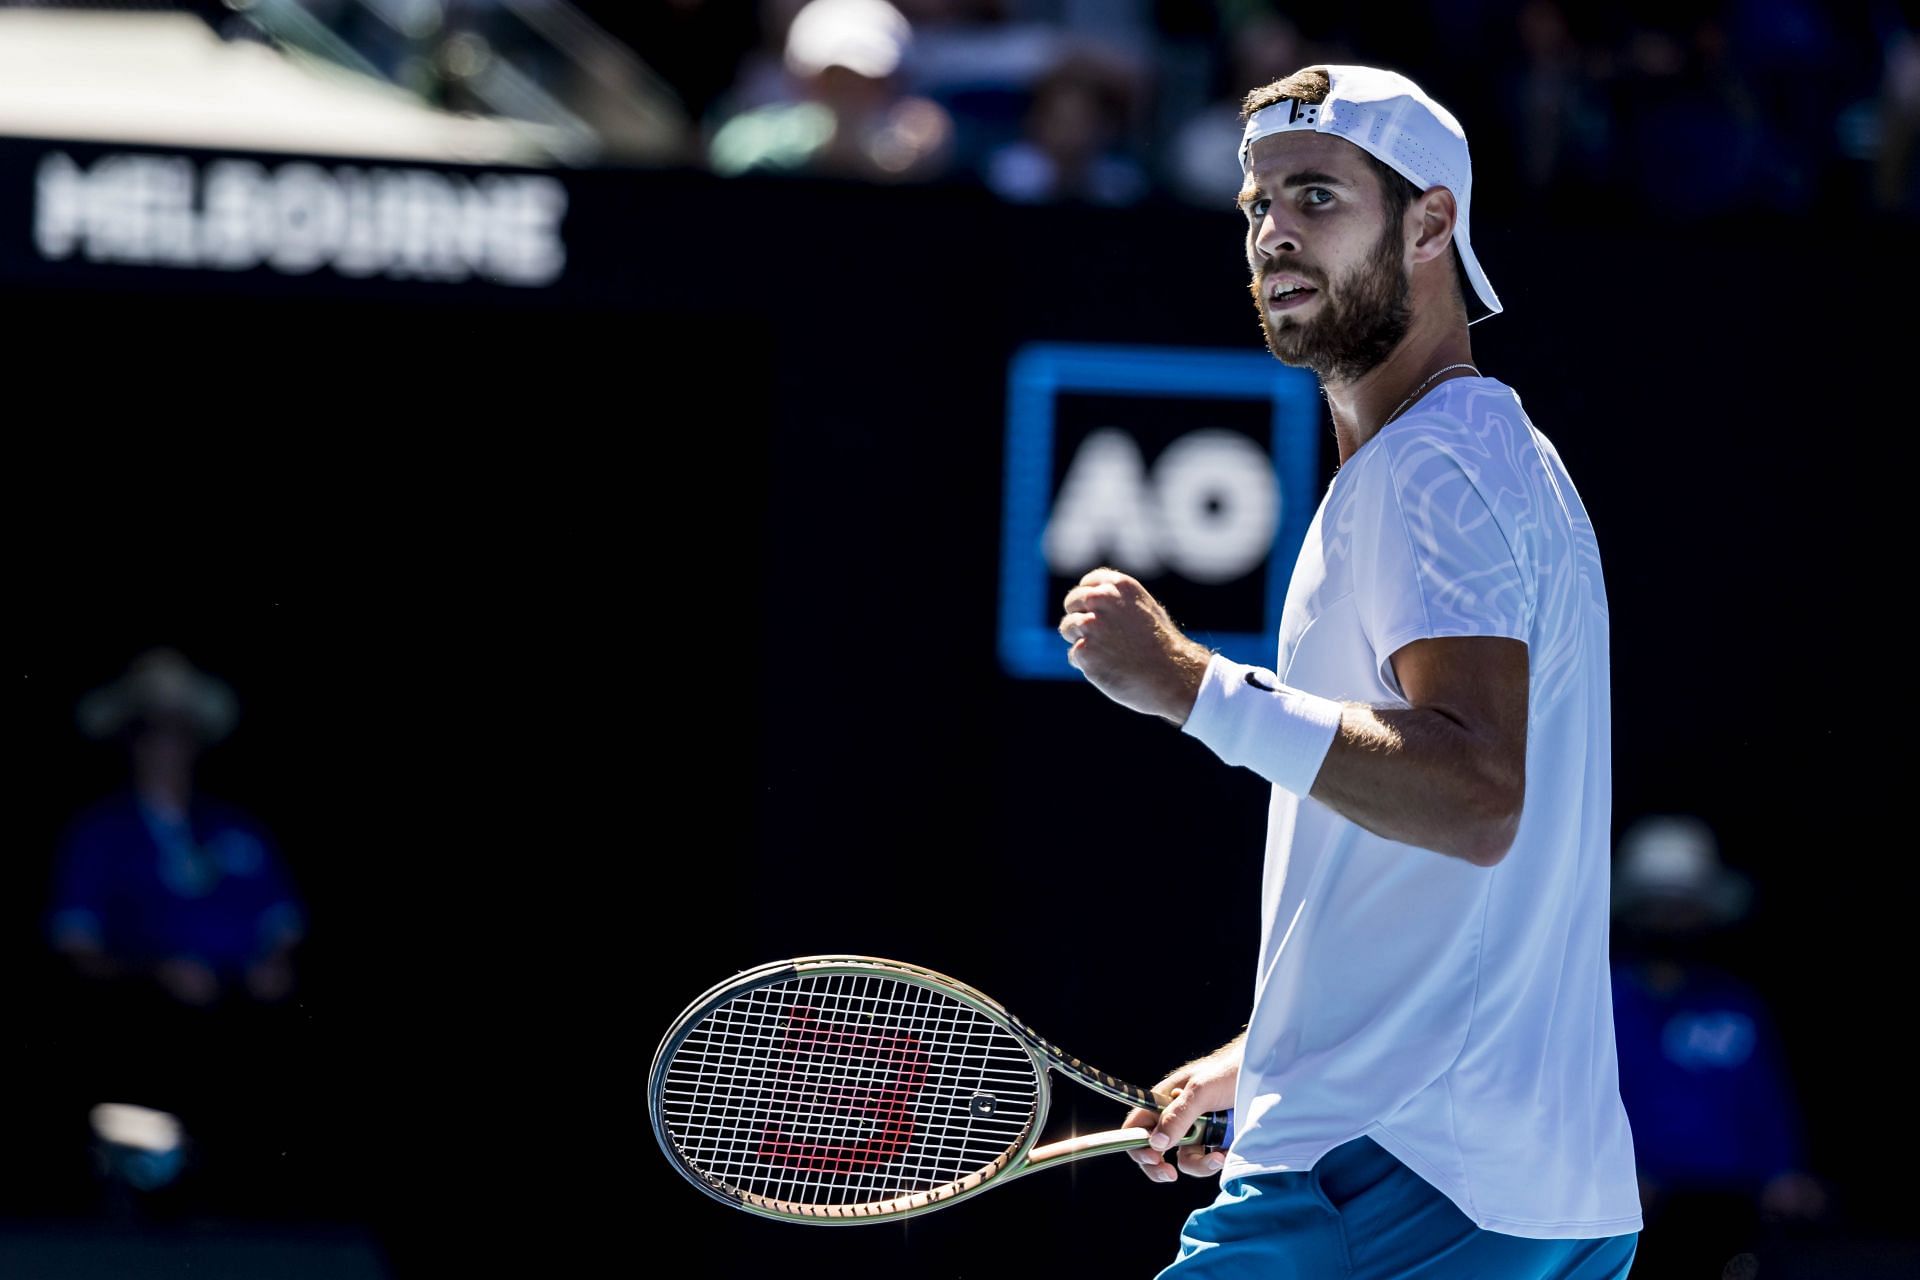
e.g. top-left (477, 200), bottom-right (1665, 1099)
top-left (649, 954), bottom-right (1231, 1224)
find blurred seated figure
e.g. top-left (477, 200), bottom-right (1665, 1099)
top-left (982, 45), bottom-right (1149, 206)
top-left (1609, 814), bottom-right (1830, 1275)
top-left (1604, 16), bottom-right (1775, 220)
top-left (708, 0), bottom-right (954, 182)
top-left (45, 646), bottom-right (309, 1216)
top-left (49, 648), bottom-right (305, 1011)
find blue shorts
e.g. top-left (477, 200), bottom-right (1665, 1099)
top-left (1157, 1135), bottom-right (1638, 1279)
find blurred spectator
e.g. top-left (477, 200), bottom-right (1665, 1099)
top-left (1876, 0), bottom-right (1920, 212)
top-left (1589, 2), bottom-right (1856, 220)
top-left (1499, 0), bottom-right (1614, 215)
top-left (45, 646), bottom-right (309, 1214)
top-left (1007, 0), bottom-right (1154, 53)
top-left (707, 0), bottom-right (955, 182)
top-left (1609, 814), bottom-right (1831, 1274)
top-left (886, 2), bottom-right (1060, 178)
top-left (1602, 15), bottom-right (1752, 218)
top-left (49, 648), bottom-right (305, 1011)
top-left (1163, 13), bottom-right (1311, 209)
top-left (126, 0), bottom-right (1918, 216)
top-left (983, 45), bottom-right (1150, 204)
top-left (1720, 0), bottom-right (1850, 208)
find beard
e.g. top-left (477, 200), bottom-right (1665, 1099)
top-left (1252, 215), bottom-right (1412, 385)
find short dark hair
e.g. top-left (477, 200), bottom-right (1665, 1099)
top-left (1241, 67), bottom-right (1470, 311)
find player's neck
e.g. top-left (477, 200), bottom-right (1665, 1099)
top-left (135, 774), bottom-right (193, 820)
top-left (1324, 324), bottom-right (1476, 465)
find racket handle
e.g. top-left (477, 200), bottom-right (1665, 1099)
top-left (1197, 1109), bottom-right (1233, 1150)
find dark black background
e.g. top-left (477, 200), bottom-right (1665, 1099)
top-left (4, 148), bottom-right (1912, 1277)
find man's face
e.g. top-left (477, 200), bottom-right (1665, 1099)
top-left (1240, 131), bottom-right (1411, 384)
top-left (130, 712), bottom-right (200, 781)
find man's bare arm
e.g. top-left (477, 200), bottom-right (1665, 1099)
top-left (1306, 635), bottom-right (1528, 866)
top-left (1061, 570), bottom-right (1529, 865)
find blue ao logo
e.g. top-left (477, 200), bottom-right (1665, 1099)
top-left (998, 343), bottom-right (1322, 679)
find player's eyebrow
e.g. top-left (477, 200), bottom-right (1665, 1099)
top-left (1237, 169), bottom-right (1351, 209)
top-left (1279, 169), bottom-right (1348, 190)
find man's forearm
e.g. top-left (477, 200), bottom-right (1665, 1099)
top-left (1180, 642), bottom-right (1527, 866)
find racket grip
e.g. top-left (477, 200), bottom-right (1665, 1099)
top-left (1197, 1109), bottom-right (1233, 1150)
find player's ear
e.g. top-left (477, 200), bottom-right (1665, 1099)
top-left (1410, 186), bottom-right (1457, 265)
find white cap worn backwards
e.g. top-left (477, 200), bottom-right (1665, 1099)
top-left (1239, 65), bottom-right (1502, 323)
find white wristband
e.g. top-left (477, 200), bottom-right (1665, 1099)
top-left (1181, 653), bottom-right (1343, 797)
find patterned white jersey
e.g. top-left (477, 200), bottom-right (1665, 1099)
top-left (1182, 375), bottom-right (1643, 1239)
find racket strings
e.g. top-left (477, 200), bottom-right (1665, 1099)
top-left (659, 972), bottom-right (1041, 1208)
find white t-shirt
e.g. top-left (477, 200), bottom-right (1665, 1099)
top-left (1181, 376), bottom-right (1643, 1240)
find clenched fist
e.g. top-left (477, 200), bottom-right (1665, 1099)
top-left (1058, 567), bottom-right (1213, 725)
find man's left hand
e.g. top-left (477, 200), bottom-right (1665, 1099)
top-left (1058, 568), bottom-right (1212, 724)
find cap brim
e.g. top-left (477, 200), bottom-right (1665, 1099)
top-left (1454, 218), bottom-right (1502, 324)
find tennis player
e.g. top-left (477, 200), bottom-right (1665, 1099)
top-left (1057, 66), bottom-right (1642, 1277)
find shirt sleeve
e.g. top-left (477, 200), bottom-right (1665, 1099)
top-left (1349, 422), bottom-right (1533, 698)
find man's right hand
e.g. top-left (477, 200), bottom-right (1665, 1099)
top-left (1123, 1035), bottom-right (1244, 1183)
top-left (154, 955), bottom-right (219, 1007)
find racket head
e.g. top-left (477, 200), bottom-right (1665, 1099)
top-left (649, 956), bottom-right (1052, 1224)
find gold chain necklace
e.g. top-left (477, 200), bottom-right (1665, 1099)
top-left (1384, 362), bottom-right (1480, 427)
